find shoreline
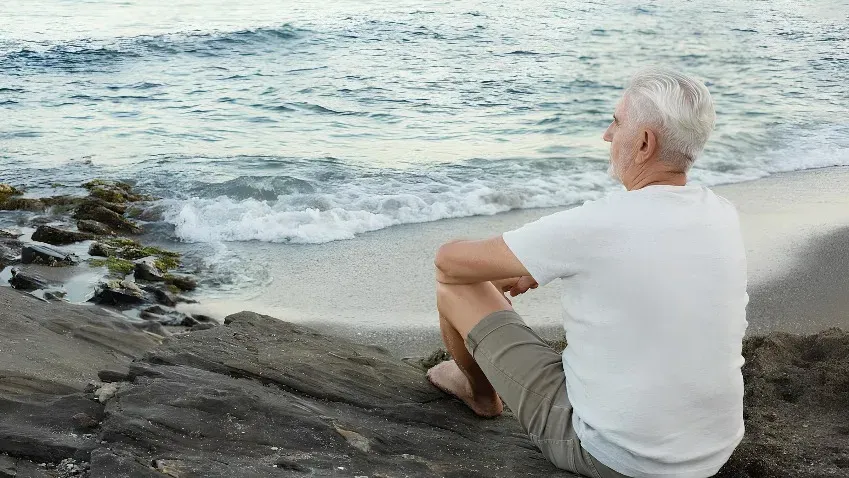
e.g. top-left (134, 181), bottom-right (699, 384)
top-left (182, 166), bottom-right (849, 355)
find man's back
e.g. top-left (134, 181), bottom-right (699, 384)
top-left (503, 184), bottom-right (748, 477)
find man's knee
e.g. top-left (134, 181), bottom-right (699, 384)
top-left (436, 282), bottom-right (512, 337)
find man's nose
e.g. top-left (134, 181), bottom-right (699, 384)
top-left (602, 126), bottom-right (612, 143)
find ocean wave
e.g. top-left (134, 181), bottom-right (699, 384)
top-left (164, 170), bottom-right (614, 244)
top-left (0, 25), bottom-right (305, 72)
top-left (160, 124), bottom-right (849, 245)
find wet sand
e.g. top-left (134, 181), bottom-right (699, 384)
top-left (185, 167), bottom-right (849, 355)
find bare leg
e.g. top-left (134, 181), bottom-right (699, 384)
top-left (426, 282), bottom-right (511, 417)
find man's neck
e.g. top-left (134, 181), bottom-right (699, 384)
top-left (624, 169), bottom-right (687, 191)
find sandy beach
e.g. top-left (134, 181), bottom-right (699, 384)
top-left (183, 166), bottom-right (849, 355)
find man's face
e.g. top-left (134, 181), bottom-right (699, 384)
top-left (602, 96), bottom-right (639, 182)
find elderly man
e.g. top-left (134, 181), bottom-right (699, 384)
top-left (428, 68), bottom-right (747, 478)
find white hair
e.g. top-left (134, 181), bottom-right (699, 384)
top-left (625, 68), bottom-right (716, 171)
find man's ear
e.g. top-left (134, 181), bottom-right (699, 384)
top-left (635, 129), bottom-right (657, 165)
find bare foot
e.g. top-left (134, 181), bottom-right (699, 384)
top-left (426, 360), bottom-right (503, 418)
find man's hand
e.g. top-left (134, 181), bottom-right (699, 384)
top-left (492, 276), bottom-right (538, 299)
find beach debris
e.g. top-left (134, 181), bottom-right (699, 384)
top-left (134, 257), bottom-right (165, 282)
top-left (77, 219), bottom-right (115, 236)
top-left (31, 225), bottom-right (95, 246)
top-left (21, 244), bottom-right (79, 266)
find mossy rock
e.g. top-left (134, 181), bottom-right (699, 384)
top-left (0, 184), bottom-right (23, 196)
top-left (89, 257), bottom-right (135, 275)
top-left (103, 238), bottom-right (181, 272)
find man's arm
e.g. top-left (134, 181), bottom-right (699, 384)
top-left (434, 236), bottom-right (532, 285)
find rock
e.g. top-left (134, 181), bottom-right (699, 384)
top-left (21, 245), bottom-right (79, 266)
top-left (130, 320), bottom-right (170, 338)
top-left (87, 242), bottom-right (115, 258)
top-left (8, 269), bottom-right (53, 291)
top-left (82, 180), bottom-right (152, 204)
top-left (0, 184), bottom-right (22, 196)
top-left (72, 412), bottom-right (99, 430)
top-left (134, 257), bottom-right (164, 282)
top-left (43, 290), bottom-right (67, 302)
top-left (191, 314), bottom-right (217, 324)
top-left (72, 202), bottom-right (141, 235)
top-left (164, 274), bottom-right (198, 292)
top-left (0, 393), bottom-right (103, 462)
top-left (90, 280), bottom-right (144, 306)
top-left (89, 312), bottom-right (572, 477)
top-left (77, 220), bottom-right (115, 236)
top-left (139, 284), bottom-right (177, 307)
top-left (97, 368), bottom-right (130, 384)
top-left (139, 310), bottom-right (185, 326)
top-left (0, 287), bottom-right (159, 396)
top-left (31, 225), bottom-right (94, 246)
top-left (94, 383), bottom-right (119, 403)
top-left (189, 323), bottom-right (217, 332)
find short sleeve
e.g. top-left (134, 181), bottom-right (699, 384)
top-left (502, 202), bottom-right (600, 287)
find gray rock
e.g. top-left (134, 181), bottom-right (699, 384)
top-left (97, 368), bottom-right (130, 384)
top-left (91, 312), bottom-right (572, 477)
top-left (31, 226), bottom-right (94, 246)
top-left (77, 220), bottom-right (114, 236)
top-left (21, 245), bottom-right (79, 266)
top-left (0, 234), bottom-right (22, 266)
top-left (90, 280), bottom-right (144, 307)
top-left (87, 242), bottom-right (115, 258)
top-left (134, 257), bottom-right (164, 282)
top-left (0, 393), bottom-right (102, 462)
top-left (8, 269), bottom-right (52, 291)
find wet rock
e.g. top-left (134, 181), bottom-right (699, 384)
top-left (0, 197), bottom-right (46, 212)
top-left (82, 180), bottom-right (152, 204)
top-left (21, 245), bottom-right (79, 266)
top-left (139, 306), bottom-right (189, 326)
top-left (90, 280), bottom-right (145, 306)
top-left (0, 184), bottom-right (22, 196)
top-left (134, 257), bottom-right (164, 282)
top-left (31, 225), bottom-right (94, 246)
top-left (139, 284), bottom-right (177, 307)
top-left (0, 234), bottom-right (22, 265)
top-left (8, 269), bottom-right (53, 291)
top-left (87, 242), bottom-right (115, 258)
top-left (43, 290), bottom-right (68, 302)
top-left (164, 274), bottom-right (198, 292)
top-left (77, 220), bottom-right (114, 236)
top-left (72, 202), bottom-right (141, 235)
top-left (189, 323), bottom-right (217, 332)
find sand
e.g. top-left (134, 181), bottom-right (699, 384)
top-left (183, 166), bottom-right (849, 355)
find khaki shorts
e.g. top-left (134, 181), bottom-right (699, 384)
top-left (465, 310), bottom-right (627, 478)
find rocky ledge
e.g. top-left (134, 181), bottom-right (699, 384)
top-left (0, 287), bottom-right (847, 477)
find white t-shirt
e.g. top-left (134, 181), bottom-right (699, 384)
top-left (503, 185), bottom-right (748, 478)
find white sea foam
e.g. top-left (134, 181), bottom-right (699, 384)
top-left (164, 127), bottom-right (849, 245)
